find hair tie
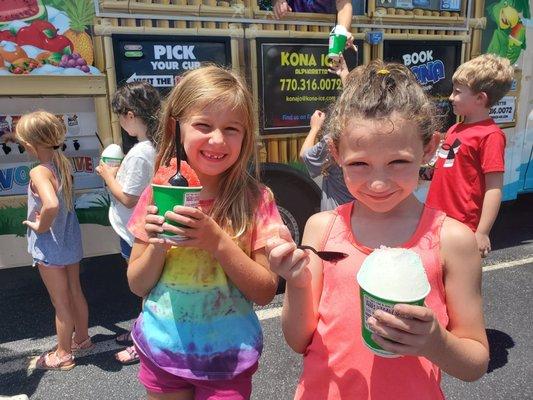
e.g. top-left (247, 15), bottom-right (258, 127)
top-left (377, 69), bottom-right (390, 75)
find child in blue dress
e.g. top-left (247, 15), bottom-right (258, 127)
top-left (16, 111), bottom-right (91, 371)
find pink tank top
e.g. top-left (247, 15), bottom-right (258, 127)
top-left (295, 202), bottom-right (449, 400)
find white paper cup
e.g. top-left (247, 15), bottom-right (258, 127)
top-left (356, 247), bottom-right (430, 357)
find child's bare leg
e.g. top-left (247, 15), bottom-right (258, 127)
top-left (38, 265), bottom-right (74, 357)
top-left (147, 389), bottom-right (193, 400)
top-left (66, 263), bottom-right (90, 343)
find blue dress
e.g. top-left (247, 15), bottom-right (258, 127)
top-left (27, 163), bottom-right (83, 266)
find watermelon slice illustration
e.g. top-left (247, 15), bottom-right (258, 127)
top-left (0, 0), bottom-right (47, 25)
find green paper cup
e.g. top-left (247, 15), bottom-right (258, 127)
top-left (101, 156), bottom-right (123, 167)
top-left (358, 286), bottom-right (428, 358)
top-left (327, 25), bottom-right (349, 61)
top-left (152, 184), bottom-right (202, 242)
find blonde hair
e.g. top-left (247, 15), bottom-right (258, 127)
top-left (329, 60), bottom-right (439, 149)
top-left (155, 65), bottom-right (260, 239)
top-left (15, 111), bottom-right (74, 211)
top-left (452, 54), bottom-right (514, 107)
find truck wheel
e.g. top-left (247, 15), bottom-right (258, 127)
top-left (260, 164), bottom-right (321, 293)
top-left (262, 171), bottom-right (320, 245)
top-left (276, 204), bottom-right (302, 244)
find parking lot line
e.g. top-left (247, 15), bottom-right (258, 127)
top-left (483, 256), bottom-right (533, 272)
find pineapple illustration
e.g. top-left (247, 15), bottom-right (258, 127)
top-left (63, 0), bottom-right (95, 65)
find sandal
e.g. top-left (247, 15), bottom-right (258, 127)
top-left (71, 337), bottom-right (94, 353)
top-left (115, 331), bottom-right (133, 346)
top-left (115, 346), bottom-right (139, 365)
top-left (35, 350), bottom-right (75, 371)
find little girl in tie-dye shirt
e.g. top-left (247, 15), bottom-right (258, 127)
top-left (126, 66), bottom-right (283, 400)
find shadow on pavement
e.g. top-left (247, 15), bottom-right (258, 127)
top-left (0, 254), bottom-right (141, 396)
top-left (0, 368), bottom-right (45, 399)
top-left (0, 254), bottom-right (140, 344)
top-left (486, 328), bottom-right (515, 373)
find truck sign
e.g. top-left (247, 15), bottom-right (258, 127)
top-left (112, 35), bottom-right (231, 95)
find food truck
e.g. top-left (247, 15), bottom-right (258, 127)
top-left (0, 0), bottom-right (531, 269)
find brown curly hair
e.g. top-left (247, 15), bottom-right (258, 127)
top-left (329, 60), bottom-right (440, 150)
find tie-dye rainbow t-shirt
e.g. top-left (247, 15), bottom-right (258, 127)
top-left (127, 160), bottom-right (282, 380)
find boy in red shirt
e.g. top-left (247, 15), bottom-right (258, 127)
top-left (426, 54), bottom-right (513, 258)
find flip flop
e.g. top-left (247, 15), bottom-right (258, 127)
top-left (115, 331), bottom-right (133, 346)
top-left (115, 346), bottom-right (139, 365)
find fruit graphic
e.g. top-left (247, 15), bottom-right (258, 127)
top-left (58, 52), bottom-right (90, 73)
top-left (14, 24), bottom-right (46, 47)
top-left (8, 57), bottom-right (41, 74)
top-left (0, 30), bottom-right (16, 41)
top-left (63, 0), bottom-right (95, 65)
top-left (0, 0), bottom-right (47, 25)
top-left (0, 42), bottom-right (27, 63)
top-left (42, 32), bottom-right (73, 53)
top-left (15, 20), bottom-right (74, 53)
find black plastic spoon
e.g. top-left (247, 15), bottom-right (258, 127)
top-left (168, 117), bottom-right (188, 186)
top-left (298, 245), bottom-right (348, 262)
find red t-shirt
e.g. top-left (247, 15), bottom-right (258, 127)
top-left (426, 118), bottom-right (505, 231)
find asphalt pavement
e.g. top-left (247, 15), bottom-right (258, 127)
top-left (1, 194), bottom-right (532, 399)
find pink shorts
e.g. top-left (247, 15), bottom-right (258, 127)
top-left (137, 347), bottom-right (258, 400)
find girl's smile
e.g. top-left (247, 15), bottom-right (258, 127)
top-left (200, 150), bottom-right (226, 160)
top-left (362, 190), bottom-right (398, 201)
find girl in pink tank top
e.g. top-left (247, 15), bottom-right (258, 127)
top-left (267, 61), bottom-right (489, 399)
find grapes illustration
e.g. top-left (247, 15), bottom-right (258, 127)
top-left (58, 52), bottom-right (90, 73)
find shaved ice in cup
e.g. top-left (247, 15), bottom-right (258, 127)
top-left (101, 144), bottom-right (124, 167)
top-left (357, 247), bottom-right (430, 357)
top-left (152, 161), bottom-right (202, 242)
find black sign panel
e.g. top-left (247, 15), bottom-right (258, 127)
top-left (257, 38), bottom-right (363, 134)
top-left (112, 35), bottom-right (231, 152)
top-left (112, 34), bottom-right (231, 96)
top-left (383, 40), bottom-right (462, 130)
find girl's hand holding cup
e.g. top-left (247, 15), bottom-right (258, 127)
top-left (95, 162), bottom-right (119, 180)
top-left (367, 303), bottom-right (444, 358)
top-left (144, 204), bottom-right (172, 249)
top-left (161, 205), bottom-right (225, 253)
top-left (266, 225), bottom-right (311, 288)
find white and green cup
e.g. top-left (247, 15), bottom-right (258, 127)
top-left (356, 247), bottom-right (431, 358)
top-left (152, 184), bottom-right (202, 242)
top-left (327, 25), bottom-right (349, 62)
top-left (101, 144), bottom-right (124, 167)
top-left (101, 156), bottom-right (123, 167)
